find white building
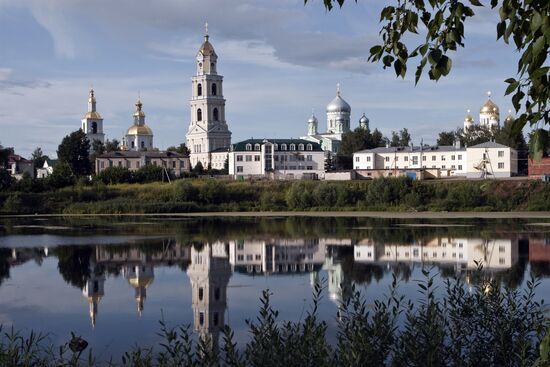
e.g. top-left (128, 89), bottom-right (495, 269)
top-left (36, 159), bottom-right (57, 179)
top-left (81, 88), bottom-right (105, 146)
top-left (353, 141), bottom-right (517, 178)
top-left (122, 97), bottom-right (154, 151)
top-left (354, 237), bottom-right (518, 271)
top-left (353, 143), bottom-right (467, 176)
top-left (301, 84), bottom-right (368, 154)
top-left (186, 25), bottom-right (231, 170)
top-left (466, 141), bottom-right (518, 178)
top-left (228, 138), bottom-right (325, 180)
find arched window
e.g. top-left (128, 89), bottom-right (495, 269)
top-left (246, 144), bottom-right (252, 151)
top-left (198, 287), bottom-right (204, 301)
top-left (214, 287), bottom-right (220, 300)
top-left (197, 108), bottom-right (202, 121)
top-left (307, 144), bottom-right (313, 151)
top-left (290, 144), bottom-right (296, 151)
top-left (91, 121), bottom-right (97, 134)
top-left (254, 144), bottom-right (261, 151)
top-left (141, 141), bottom-right (145, 149)
top-left (298, 144), bottom-right (304, 151)
top-left (274, 143), bottom-right (279, 151)
top-left (281, 144), bottom-right (287, 151)
top-left (131, 141), bottom-right (135, 148)
top-left (197, 83), bottom-right (202, 96)
top-left (213, 108), bottom-right (219, 121)
top-left (212, 83), bottom-right (217, 96)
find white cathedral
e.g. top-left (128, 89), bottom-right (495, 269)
top-left (301, 84), bottom-right (370, 154)
top-left (463, 91), bottom-right (514, 132)
top-left (186, 25), bottom-right (232, 169)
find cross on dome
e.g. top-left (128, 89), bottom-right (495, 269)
top-left (336, 83), bottom-right (341, 96)
top-left (205, 21), bottom-right (209, 40)
top-left (487, 91), bottom-right (492, 99)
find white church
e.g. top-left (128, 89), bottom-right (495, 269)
top-left (463, 91), bottom-right (514, 132)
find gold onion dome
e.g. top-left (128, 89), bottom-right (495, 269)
top-left (480, 91), bottom-right (499, 115)
top-left (84, 111), bottom-right (102, 119)
top-left (505, 109), bottom-right (515, 124)
top-left (126, 124), bottom-right (153, 136)
top-left (464, 109), bottom-right (474, 122)
top-left (128, 276), bottom-right (154, 289)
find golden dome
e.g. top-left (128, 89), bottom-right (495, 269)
top-left (83, 111), bottom-right (103, 119)
top-left (199, 39), bottom-right (216, 56)
top-left (480, 92), bottom-right (499, 115)
top-left (464, 109), bottom-right (474, 122)
top-left (128, 276), bottom-right (154, 289)
top-left (126, 124), bottom-right (153, 136)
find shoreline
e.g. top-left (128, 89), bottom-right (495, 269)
top-left (2, 211), bottom-right (550, 219)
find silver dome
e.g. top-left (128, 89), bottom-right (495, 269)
top-left (359, 113), bottom-right (369, 124)
top-left (308, 114), bottom-right (318, 124)
top-left (326, 93), bottom-right (351, 113)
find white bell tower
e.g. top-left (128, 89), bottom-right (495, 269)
top-left (81, 88), bottom-right (105, 147)
top-left (186, 23), bottom-right (232, 169)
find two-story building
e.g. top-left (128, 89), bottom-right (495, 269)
top-left (228, 138), bottom-right (325, 180)
top-left (95, 151), bottom-right (190, 177)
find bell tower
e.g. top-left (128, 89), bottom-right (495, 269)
top-left (81, 88), bottom-right (105, 147)
top-left (186, 23), bottom-right (232, 169)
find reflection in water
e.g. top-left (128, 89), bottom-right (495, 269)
top-left (1, 232), bottom-right (549, 350)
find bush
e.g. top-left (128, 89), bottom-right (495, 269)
top-left (173, 180), bottom-right (199, 202)
top-left (133, 165), bottom-right (167, 183)
top-left (96, 166), bottom-right (133, 185)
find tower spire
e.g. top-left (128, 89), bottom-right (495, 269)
top-left (205, 21), bottom-right (209, 41)
top-left (336, 82), bottom-right (341, 96)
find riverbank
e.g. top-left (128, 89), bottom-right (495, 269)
top-left (2, 211), bottom-right (550, 219)
top-left (1, 177), bottom-right (550, 215)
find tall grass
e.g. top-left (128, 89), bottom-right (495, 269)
top-left (1, 266), bottom-right (548, 366)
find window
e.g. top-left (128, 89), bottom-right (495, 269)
top-left (458, 165), bottom-right (462, 170)
top-left (498, 162), bottom-right (504, 169)
top-left (254, 155), bottom-right (260, 161)
top-left (246, 144), bottom-right (252, 151)
top-left (366, 156), bottom-right (371, 162)
top-left (307, 166), bottom-right (313, 170)
top-left (274, 143), bottom-right (279, 151)
top-left (197, 83), bottom-right (202, 96)
top-left (451, 155), bottom-right (455, 160)
top-left (442, 165), bottom-right (446, 169)
top-left (458, 154), bottom-right (462, 160)
top-left (245, 155), bottom-right (252, 162)
top-left (141, 141), bottom-right (145, 149)
top-left (236, 155), bottom-right (243, 162)
top-left (199, 312), bottom-right (204, 326)
top-left (172, 161), bottom-right (176, 168)
top-left (290, 144), bottom-right (296, 150)
top-left (423, 155), bottom-right (426, 161)
top-left (355, 156), bottom-right (360, 162)
top-left (307, 144), bottom-right (312, 151)
top-left (499, 245), bottom-right (505, 253)
top-left (91, 121), bottom-right (97, 134)
top-left (432, 155), bottom-right (436, 161)
top-left (212, 83), bottom-right (217, 96)
top-left (198, 287), bottom-right (204, 301)
top-left (498, 150), bottom-right (504, 157)
top-left (213, 108), bottom-right (219, 121)
top-left (307, 155), bottom-right (312, 161)
top-left (395, 157), bottom-right (399, 161)
top-left (385, 156), bottom-right (390, 162)
top-left (441, 156), bottom-right (446, 161)
top-left (214, 287), bottom-right (220, 300)
top-left (213, 312), bottom-right (219, 326)
top-left (237, 166), bottom-right (243, 172)
top-left (298, 144), bottom-right (304, 150)
top-left (197, 108), bottom-right (202, 121)
top-left (404, 156), bottom-right (408, 161)
top-left (254, 144), bottom-right (261, 151)
top-left (131, 141), bottom-right (135, 148)
top-left (281, 144), bottom-right (287, 150)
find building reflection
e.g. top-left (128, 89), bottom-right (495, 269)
top-left (1, 234), bottom-right (548, 334)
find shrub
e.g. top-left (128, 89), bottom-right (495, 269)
top-left (96, 166), bottom-right (133, 185)
top-left (173, 180), bottom-right (199, 202)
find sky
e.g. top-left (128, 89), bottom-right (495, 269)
top-left (0, 0), bottom-right (524, 158)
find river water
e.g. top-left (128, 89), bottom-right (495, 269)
top-left (0, 215), bottom-right (549, 359)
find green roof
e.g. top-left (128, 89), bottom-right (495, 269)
top-left (232, 139), bottom-right (323, 152)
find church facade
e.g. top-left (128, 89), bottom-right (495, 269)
top-left (186, 26), bottom-right (232, 170)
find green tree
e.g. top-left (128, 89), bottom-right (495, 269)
top-left (308, 0), bottom-right (549, 151)
top-left (0, 145), bottom-right (13, 168)
top-left (31, 147), bottom-right (48, 171)
top-left (193, 161), bottom-right (205, 174)
top-left (390, 128), bottom-right (412, 147)
top-left (0, 169), bottom-right (13, 191)
top-left (338, 127), bottom-right (386, 168)
top-left (437, 131), bottom-right (456, 146)
top-left (96, 166), bottom-right (133, 185)
top-left (57, 130), bottom-right (91, 176)
top-left (104, 139), bottom-right (120, 152)
top-left (47, 161), bottom-right (76, 189)
top-left (167, 143), bottom-right (191, 156)
top-left (528, 129), bottom-right (549, 160)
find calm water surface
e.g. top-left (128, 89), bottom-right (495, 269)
top-left (0, 216), bottom-right (549, 359)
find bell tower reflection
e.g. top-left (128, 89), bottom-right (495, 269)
top-left (82, 259), bottom-right (105, 328)
top-left (186, 242), bottom-right (231, 347)
top-left (124, 264), bottom-right (155, 316)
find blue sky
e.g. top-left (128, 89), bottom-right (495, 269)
top-left (0, 0), bottom-right (522, 158)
